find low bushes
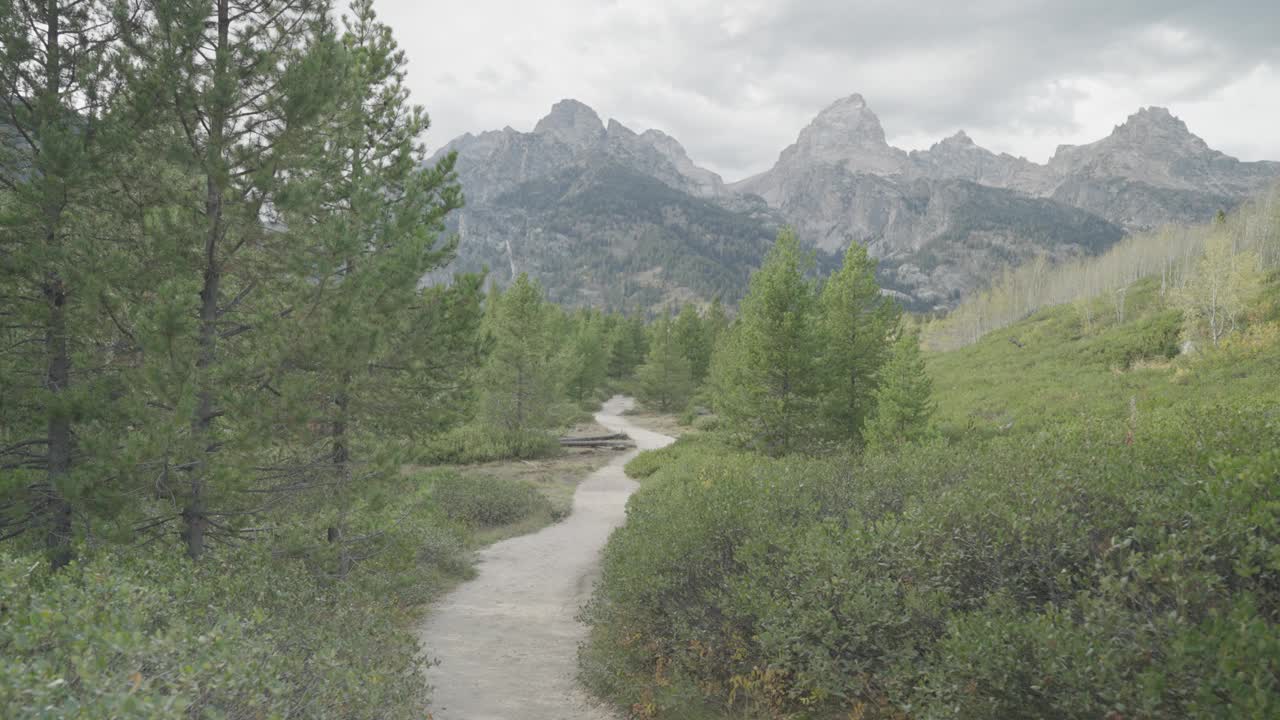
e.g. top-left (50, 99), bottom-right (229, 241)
top-left (581, 407), bottom-right (1280, 718)
top-left (428, 470), bottom-right (555, 528)
top-left (0, 468), bottom-right (564, 718)
top-left (418, 424), bottom-right (561, 464)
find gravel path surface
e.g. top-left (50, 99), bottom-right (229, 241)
top-left (418, 396), bottom-right (674, 720)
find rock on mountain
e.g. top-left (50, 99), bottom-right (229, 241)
top-left (1041, 107), bottom-right (1280, 229)
top-left (432, 95), bottom-right (1279, 312)
top-left (732, 95), bottom-right (1279, 308)
top-left (430, 100), bottom-right (787, 310)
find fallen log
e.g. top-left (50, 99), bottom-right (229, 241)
top-left (559, 433), bottom-right (634, 449)
top-left (558, 432), bottom-right (628, 443)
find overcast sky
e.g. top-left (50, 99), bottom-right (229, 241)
top-left (372, 0), bottom-right (1280, 182)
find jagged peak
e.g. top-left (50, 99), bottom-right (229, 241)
top-left (533, 99), bottom-right (605, 146)
top-left (606, 118), bottom-right (637, 137)
top-left (820, 93), bottom-right (869, 114)
top-left (1111, 106), bottom-right (1194, 137)
top-left (795, 92), bottom-right (891, 151)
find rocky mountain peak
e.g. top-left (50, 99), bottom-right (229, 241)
top-left (533, 99), bottom-right (606, 149)
top-left (775, 93), bottom-right (907, 176)
top-left (943, 130), bottom-right (975, 146)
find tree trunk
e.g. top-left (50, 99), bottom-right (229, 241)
top-left (44, 270), bottom-right (73, 570)
top-left (329, 370), bottom-right (352, 577)
top-left (185, 0), bottom-right (230, 561)
top-left (41, 2), bottom-right (73, 570)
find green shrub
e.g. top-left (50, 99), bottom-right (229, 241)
top-left (419, 423), bottom-right (560, 464)
top-left (691, 413), bottom-right (720, 432)
top-left (581, 406), bottom-right (1280, 718)
top-left (426, 471), bottom-right (554, 528)
top-left (1079, 307), bottom-right (1183, 369)
top-left (0, 545), bottom-right (439, 719)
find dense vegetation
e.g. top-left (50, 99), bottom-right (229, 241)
top-left (0, 1), bottom-right (646, 715)
top-left (581, 205), bottom-right (1280, 718)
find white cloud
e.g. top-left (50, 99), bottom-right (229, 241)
top-left (368, 0), bottom-right (1280, 180)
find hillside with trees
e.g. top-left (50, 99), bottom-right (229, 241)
top-left (580, 206), bottom-right (1280, 718)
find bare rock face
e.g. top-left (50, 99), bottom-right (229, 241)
top-left (430, 95), bottom-right (1279, 312)
top-left (1041, 107), bottom-right (1280, 229)
top-left (732, 96), bottom-right (1280, 303)
top-left (532, 99), bottom-right (606, 150)
top-left (733, 94), bottom-right (908, 206)
top-left (433, 99), bottom-right (727, 205)
top-left (908, 131), bottom-right (1053, 194)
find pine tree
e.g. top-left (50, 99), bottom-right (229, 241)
top-left (818, 242), bottom-right (900, 445)
top-left (673, 304), bottom-right (712, 385)
top-left (709, 228), bottom-right (821, 456)
top-left (863, 329), bottom-right (936, 450)
top-left (564, 309), bottom-right (610, 405)
top-left (270, 0), bottom-right (469, 574)
top-left (478, 274), bottom-right (560, 443)
top-left (122, 0), bottom-right (342, 559)
top-left (607, 314), bottom-right (647, 380)
top-left (636, 317), bottom-right (694, 412)
top-left (705, 297), bottom-right (730, 349)
top-left (0, 0), bottom-right (128, 567)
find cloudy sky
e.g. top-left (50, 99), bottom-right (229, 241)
top-left (373, 0), bottom-right (1280, 181)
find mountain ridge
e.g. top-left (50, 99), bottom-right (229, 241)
top-left (431, 95), bottom-right (1279, 311)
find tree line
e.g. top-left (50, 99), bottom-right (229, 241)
top-left (0, 0), bottom-right (642, 570)
top-left (633, 228), bottom-right (935, 455)
top-left (924, 188), bottom-right (1280, 350)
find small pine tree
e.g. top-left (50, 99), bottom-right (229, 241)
top-left (818, 242), bottom-right (900, 446)
top-left (564, 310), bottom-right (610, 404)
top-left (673, 304), bottom-right (713, 384)
top-left (636, 317), bottom-right (694, 412)
top-left (478, 274), bottom-right (560, 443)
top-left (709, 228), bottom-right (821, 456)
top-left (863, 329), bottom-right (936, 450)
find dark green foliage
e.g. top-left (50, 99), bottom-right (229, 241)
top-left (477, 273), bottom-right (562, 436)
top-left (673, 304), bottom-right (714, 384)
top-left (0, 481), bottom-right (471, 719)
top-left (1079, 307), bottom-right (1183, 369)
top-left (1, 2), bottom-right (645, 715)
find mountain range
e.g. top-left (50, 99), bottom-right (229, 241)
top-left (431, 95), bottom-right (1280, 312)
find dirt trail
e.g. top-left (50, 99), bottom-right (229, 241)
top-left (418, 396), bottom-right (674, 720)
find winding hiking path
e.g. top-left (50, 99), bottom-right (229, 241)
top-left (418, 396), bottom-right (674, 720)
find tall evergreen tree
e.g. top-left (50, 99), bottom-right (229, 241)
top-left (0, 0), bottom-right (129, 567)
top-left (863, 328), bottom-right (935, 450)
top-left (709, 229), bottom-right (821, 456)
top-left (122, 0), bottom-right (342, 559)
top-left (607, 314), bottom-right (647, 380)
top-left (478, 274), bottom-right (560, 443)
top-left (272, 0), bottom-right (470, 574)
top-left (636, 317), bottom-right (694, 412)
top-left (563, 309), bottom-right (609, 405)
top-left (673, 303), bottom-right (712, 384)
top-left (705, 296), bottom-right (730, 349)
top-left (818, 242), bottom-right (899, 445)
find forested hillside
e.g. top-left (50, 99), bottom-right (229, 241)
top-left (581, 202), bottom-right (1280, 718)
